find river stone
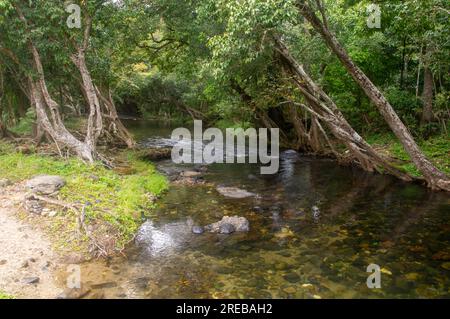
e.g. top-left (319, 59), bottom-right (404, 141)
top-left (24, 199), bottom-right (43, 215)
top-left (0, 178), bottom-right (12, 187)
top-left (181, 170), bottom-right (202, 178)
top-left (283, 286), bottom-right (297, 294)
top-left (283, 272), bottom-right (300, 283)
top-left (216, 186), bottom-right (255, 199)
top-left (192, 226), bottom-right (205, 234)
top-left (26, 175), bottom-right (65, 195)
top-left (57, 287), bottom-right (91, 299)
top-left (219, 223), bottom-right (236, 234)
top-left (22, 276), bottom-right (40, 285)
top-left (91, 282), bottom-right (118, 290)
top-left (205, 216), bottom-right (250, 233)
top-left (441, 262), bottom-right (450, 270)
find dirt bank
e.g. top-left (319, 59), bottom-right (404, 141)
top-left (0, 183), bottom-right (63, 298)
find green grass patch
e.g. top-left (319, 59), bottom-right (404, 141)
top-left (367, 133), bottom-right (450, 177)
top-left (0, 291), bottom-right (14, 299)
top-left (0, 141), bottom-right (168, 254)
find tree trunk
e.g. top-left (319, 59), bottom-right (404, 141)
top-left (400, 37), bottom-right (406, 89)
top-left (0, 67), bottom-right (5, 138)
top-left (275, 37), bottom-right (413, 181)
top-left (421, 65), bottom-right (434, 124)
top-left (71, 51), bottom-right (103, 151)
top-left (30, 79), bottom-right (95, 162)
top-left (287, 103), bottom-right (312, 151)
top-left (297, 2), bottom-right (450, 191)
top-left (15, 5), bottom-right (96, 162)
top-left (95, 86), bottom-right (136, 148)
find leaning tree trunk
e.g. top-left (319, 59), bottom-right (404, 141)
top-left (95, 86), bottom-right (135, 148)
top-left (30, 80), bottom-right (95, 162)
top-left (275, 37), bottom-right (413, 181)
top-left (15, 5), bottom-right (96, 162)
top-left (287, 103), bottom-right (313, 151)
top-left (71, 51), bottom-right (103, 152)
top-left (70, 11), bottom-right (134, 149)
top-left (297, 1), bottom-right (450, 191)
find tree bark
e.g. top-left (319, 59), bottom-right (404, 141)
top-left (71, 51), bottom-right (103, 150)
top-left (71, 12), bottom-right (134, 149)
top-left (15, 5), bottom-right (96, 162)
top-left (95, 86), bottom-right (136, 148)
top-left (275, 37), bottom-right (413, 181)
top-left (0, 66), bottom-right (5, 138)
top-left (297, 1), bottom-right (450, 191)
top-left (421, 65), bottom-right (434, 124)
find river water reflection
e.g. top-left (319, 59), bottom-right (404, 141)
top-left (74, 120), bottom-right (450, 299)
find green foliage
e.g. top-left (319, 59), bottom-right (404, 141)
top-left (10, 108), bottom-right (35, 135)
top-left (0, 291), bottom-right (14, 299)
top-left (367, 133), bottom-right (450, 177)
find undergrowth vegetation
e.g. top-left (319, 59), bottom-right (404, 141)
top-left (0, 142), bottom-right (168, 255)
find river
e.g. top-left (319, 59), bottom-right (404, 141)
top-left (66, 120), bottom-right (450, 299)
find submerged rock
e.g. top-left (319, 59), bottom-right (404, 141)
top-left (216, 186), bottom-right (255, 199)
top-left (181, 170), bottom-right (203, 178)
top-left (219, 223), bottom-right (236, 234)
top-left (139, 147), bottom-right (172, 161)
top-left (205, 216), bottom-right (250, 233)
top-left (192, 226), bottom-right (205, 234)
top-left (26, 175), bottom-right (65, 195)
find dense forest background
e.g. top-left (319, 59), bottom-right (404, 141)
top-left (0, 0), bottom-right (449, 190)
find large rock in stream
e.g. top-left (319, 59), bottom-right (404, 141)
top-left (26, 175), bottom-right (65, 195)
top-left (205, 216), bottom-right (250, 234)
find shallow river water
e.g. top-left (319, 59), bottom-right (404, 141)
top-left (71, 120), bottom-right (450, 299)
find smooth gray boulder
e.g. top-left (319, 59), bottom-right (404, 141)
top-left (26, 175), bottom-right (65, 195)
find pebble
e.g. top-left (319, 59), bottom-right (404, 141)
top-left (48, 211), bottom-right (57, 217)
top-left (283, 287), bottom-right (297, 294)
top-left (441, 262), bottom-right (450, 270)
top-left (283, 272), bottom-right (300, 283)
top-left (192, 226), bottom-right (204, 234)
top-left (23, 277), bottom-right (40, 285)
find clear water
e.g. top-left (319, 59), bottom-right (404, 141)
top-left (70, 120), bottom-right (450, 299)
